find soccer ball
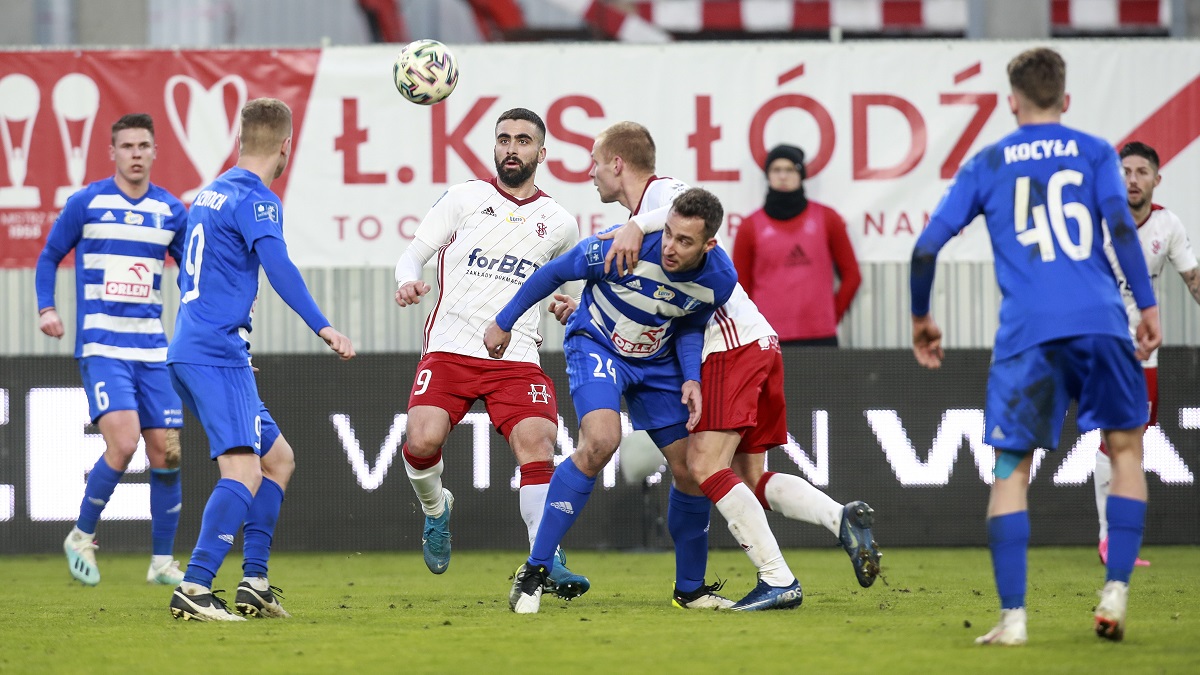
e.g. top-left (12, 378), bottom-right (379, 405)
top-left (392, 39), bottom-right (459, 106)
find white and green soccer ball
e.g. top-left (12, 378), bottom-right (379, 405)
top-left (392, 39), bottom-right (459, 106)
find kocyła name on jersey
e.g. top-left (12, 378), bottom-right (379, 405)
top-left (1003, 138), bottom-right (1079, 164)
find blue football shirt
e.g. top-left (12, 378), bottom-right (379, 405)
top-left (911, 122), bottom-right (1155, 360)
top-left (168, 167), bottom-right (285, 366)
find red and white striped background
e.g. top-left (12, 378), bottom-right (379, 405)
top-left (546, 0), bottom-right (1171, 40)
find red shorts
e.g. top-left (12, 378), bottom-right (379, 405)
top-left (693, 337), bottom-right (788, 454)
top-left (407, 352), bottom-right (558, 439)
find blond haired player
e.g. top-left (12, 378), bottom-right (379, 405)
top-left (393, 108), bottom-right (589, 597)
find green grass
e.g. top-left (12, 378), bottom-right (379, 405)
top-left (1, 547), bottom-right (1197, 674)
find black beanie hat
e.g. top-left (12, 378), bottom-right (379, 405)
top-left (764, 144), bottom-right (806, 179)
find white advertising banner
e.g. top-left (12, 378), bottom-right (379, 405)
top-left (286, 41), bottom-right (1200, 266)
top-left (2, 42), bottom-right (1196, 267)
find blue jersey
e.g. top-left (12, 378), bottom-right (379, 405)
top-left (35, 178), bottom-right (187, 361)
top-left (496, 232), bottom-right (737, 381)
top-left (168, 167), bottom-right (285, 367)
top-left (911, 123), bottom-right (1155, 360)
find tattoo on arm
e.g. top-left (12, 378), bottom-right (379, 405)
top-left (1183, 268), bottom-right (1200, 307)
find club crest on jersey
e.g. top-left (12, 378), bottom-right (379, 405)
top-left (653, 285), bottom-right (675, 301)
top-left (1151, 239), bottom-right (1162, 254)
top-left (586, 241), bottom-right (604, 266)
top-left (536, 222), bottom-right (547, 238)
top-left (528, 384), bottom-right (550, 404)
top-left (123, 211), bottom-right (144, 226)
top-left (254, 201), bottom-right (279, 223)
top-left (682, 296), bottom-right (701, 311)
top-left (507, 213), bottom-right (525, 224)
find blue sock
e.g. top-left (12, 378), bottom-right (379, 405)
top-left (668, 486), bottom-right (711, 594)
top-left (243, 478), bottom-right (284, 578)
top-left (183, 479), bottom-right (253, 588)
top-left (1105, 496), bottom-right (1147, 584)
top-left (987, 511), bottom-right (1030, 609)
top-left (528, 458), bottom-right (594, 569)
top-left (76, 456), bottom-right (124, 534)
top-left (149, 468), bottom-right (182, 556)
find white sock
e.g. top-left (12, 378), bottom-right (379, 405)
top-left (715, 483), bottom-right (794, 587)
top-left (151, 554), bottom-right (174, 568)
top-left (180, 581), bottom-right (208, 595)
top-left (404, 454), bottom-right (446, 517)
top-left (1094, 449), bottom-right (1111, 541)
top-left (763, 473), bottom-right (844, 538)
top-left (519, 483), bottom-right (549, 550)
top-left (242, 576), bottom-right (269, 591)
top-left (69, 526), bottom-right (93, 540)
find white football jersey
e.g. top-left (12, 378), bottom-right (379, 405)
top-left (1104, 205), bottom-right (1198, 367)
top-left (414, 179), bottom-right (579, 363)
top-left (636, 176), bottom-right (776, 360)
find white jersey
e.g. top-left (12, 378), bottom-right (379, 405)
top-left (414, 179), bottom-right (579, 363)
top-left (1104, 205), bottom-right (1198, 368)
top-left (636, 176), bottom-right (776, 360)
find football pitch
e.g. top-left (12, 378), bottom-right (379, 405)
top-left (2, 547), bottom-right (1197, 674)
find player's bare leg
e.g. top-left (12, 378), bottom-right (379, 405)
top-left (508, 417), bottom-right (589, 599)
top-left (403, 405), bottom-right (455, 573)
top-left (690, 431), bottom-right (800, 610)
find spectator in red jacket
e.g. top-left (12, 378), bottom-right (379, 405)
top-left (733, 144), bottom-right (861, 346)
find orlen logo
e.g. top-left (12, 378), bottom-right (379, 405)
top-left (466, 248), bottom-right (540, 279)
top-left (611, 326), bottom-right (666, 356)
top-left (105, 281), bottom-right (151, 298)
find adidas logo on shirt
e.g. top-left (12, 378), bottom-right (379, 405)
top-left (550, 501), bottom-right (574, 515)
top-left (625, 279), bottom-right (642, 291)
top-left (786, 244), bottom-right (810, 266)
top-left (481, 206), bottom-right (496, 217)
top-left (100, 211), bottom-right (116, 222)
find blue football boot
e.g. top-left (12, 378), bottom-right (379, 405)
top-left (422, 489), bottom-right (454, 574)
top-left (839, 500), bottom-right (882, 587)
top-left (731, 578), bottom-right (803, 611)
top-left (546, 547), bottom-right (591, 599)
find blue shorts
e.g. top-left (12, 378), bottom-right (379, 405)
top-left (984, 335), bottom-right (1148, 453)
top-left (79, 356), bottom-right (183, 428)
top-left (565, 334), bottom-right (689, 445)
top-left (169, 362), bottom-right (278, 459)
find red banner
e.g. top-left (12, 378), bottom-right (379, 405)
top-left (0, 49), bottom-right (319, 267)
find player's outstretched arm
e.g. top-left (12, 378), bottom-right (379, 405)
top-left (256, 237), bottom-right (342, 347)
